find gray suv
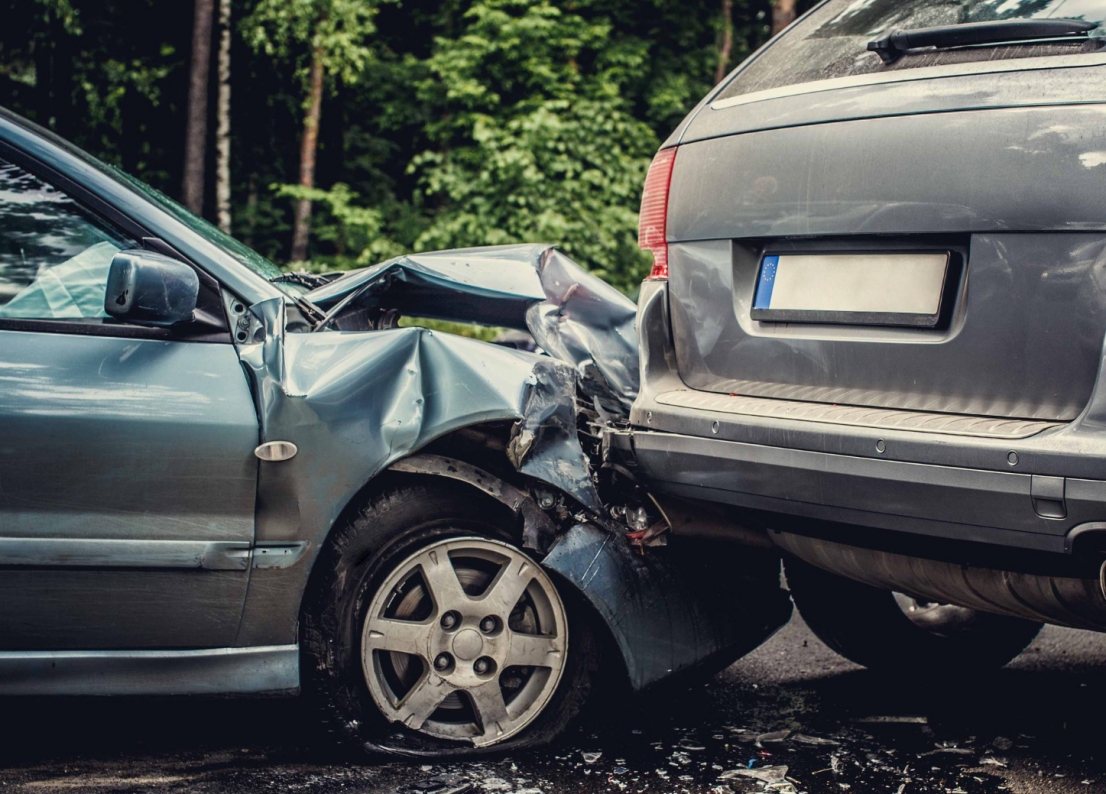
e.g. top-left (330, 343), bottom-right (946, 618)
top-left (621, 0), bottom-right (1106, 672)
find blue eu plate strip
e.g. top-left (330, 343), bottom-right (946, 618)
top-left (753, 255), bottom-right (778, 310)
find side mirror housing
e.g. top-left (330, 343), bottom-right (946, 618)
top-left (104, 250), bottom-right (200, 327)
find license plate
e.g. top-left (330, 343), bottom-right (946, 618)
top-left (751, 252), bottom-right (950, 327)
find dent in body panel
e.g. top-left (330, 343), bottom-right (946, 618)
top-left (243, 301), bottom-right (603, 521)
top-left (235, 247), bottom-right (639, 646)
top-left (543, 522), bottom-right (791, 690)
top-left (306, 244), bottom-right (640, 416)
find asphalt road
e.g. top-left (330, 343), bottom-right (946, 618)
top-left (2, 615), bottom-right (1104, 794)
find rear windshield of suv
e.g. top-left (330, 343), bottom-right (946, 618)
top-left (716, 0), bottom-right (1106, 102)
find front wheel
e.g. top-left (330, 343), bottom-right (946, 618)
top-left (301, 481), bottom-right (598, 757)
top-left (785, 556), bottom-right (1044, 673)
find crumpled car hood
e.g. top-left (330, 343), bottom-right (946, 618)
top-left (242, 246), bottom-right (638, 536)
top-left (306, 244), bottom-right (639, 416)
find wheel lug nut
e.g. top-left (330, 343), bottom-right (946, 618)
top-left (480, 616), bottom-right (497, 633)
top-left (440, 612), bottom-right (458, 630)
top-left (434, 653), bottom-right (452, 671)
top-left (473, 657), bottom-right (489, 674)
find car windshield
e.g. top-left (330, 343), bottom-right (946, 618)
top-left (716, 0), bottom-right (1106, 101)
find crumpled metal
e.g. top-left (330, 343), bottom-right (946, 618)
top-left (240, 296), bottom-right (604, 529)
top-left (306, 244), bottom-right (639, 416)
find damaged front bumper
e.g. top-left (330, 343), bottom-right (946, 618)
top-left (545, 522), bottom-right (791, 690)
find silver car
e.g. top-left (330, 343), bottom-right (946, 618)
top-left (623, 0), bottom-right (1106, 673)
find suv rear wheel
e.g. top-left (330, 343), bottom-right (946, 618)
top-left (301, 480), bottom-right (598, 757)
top-left (785, 556), bottom-right (1043, 673)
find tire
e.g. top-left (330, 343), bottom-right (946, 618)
top-left (785, 556), bottom-right (1043, 673)
top-left (300, 479), bottom-right (599, 758)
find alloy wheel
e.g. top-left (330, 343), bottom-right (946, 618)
top-left (361, 537), bottom-right (568, 747)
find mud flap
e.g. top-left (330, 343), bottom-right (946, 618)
top-left (543, 523), bottom-right (793, 691)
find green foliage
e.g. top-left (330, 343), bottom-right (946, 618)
top-left (0, 0), bottom-right (815, 295)
top-left (398, 316), bottom-right (502, 342)
top-left (401, 0), bottom-right (659, 292)
top-left (410, 98), bottom-right (655, 292)
top-left (242, 0), bottom-right (388, 89)
top-left (35, 0), bottom-right (82, 35)
top-left (273, 182), bottom-right (405, 270)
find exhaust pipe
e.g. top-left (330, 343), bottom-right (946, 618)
top-left (771, 531), bottom-right (1106, 632)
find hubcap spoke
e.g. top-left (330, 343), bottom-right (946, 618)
top-left (396, 673), bottom-right (453, 730)
top-left (364, 617), bottom-right (431, 656)
top-left (480, 558), bottom-right (535, 614)
top-left (469, 680), bottom-right (511, 746)
top-left (419, 549), bottom-right (468, 612)
top-left (506, 631), bottom-right (561, 668)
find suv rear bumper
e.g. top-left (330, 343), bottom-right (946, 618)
top-left (626, 280), bottom-right (1106, 557)
top-left (615, 427), bottom-right (1106, 555)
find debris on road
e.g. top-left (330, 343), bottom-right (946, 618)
top-left (720, 764), bottom-right (799, 793)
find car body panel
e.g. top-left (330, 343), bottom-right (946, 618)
top-left (668, 104), bottom-right (1106, 242)
top-left (682, 56), bottom-right (1106, 145)
top-left (629, 4), bottom-right (1106, 586)
top-left (625, 276), bottom-right (1106, 559)
top-left (0, 105), bottom-right (791, 699)
top-left (667, 232), bottom-right (1106, 422)
top-left (0, 331), bottom-right (258, 649)
top-left (544, 522), bottom-right (791, 690)
top-left (0, 646), bottom-right (298, 696)
top-left (307, 244), bottom-right (640, 416)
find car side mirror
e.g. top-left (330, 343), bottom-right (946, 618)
top-left (104, 250), bottom-right (200, 327)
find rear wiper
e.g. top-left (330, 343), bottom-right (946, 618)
top-left (868, 18), bottom-right (1098, 64)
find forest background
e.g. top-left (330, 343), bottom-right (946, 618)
top-left (1, 0), bottom-right (815, 294)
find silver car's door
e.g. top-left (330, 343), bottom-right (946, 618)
top-left (0, 157), bottom-right (258, 650)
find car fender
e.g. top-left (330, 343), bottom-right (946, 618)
top-left (231, 298), bottom-right (603, 646)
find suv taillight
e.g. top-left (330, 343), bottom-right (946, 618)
top-left (639, 147), bottom-right (677, 279)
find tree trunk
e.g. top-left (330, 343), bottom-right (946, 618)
top-left (714, 0), bottom-right (734, 85)
top-left (290, 43), bottom-right (325, 263)
top-left (34, 10), bottom-right (74, 135)
top-left (215, 0), bottom-right (232, 233)
top-left (183, 0), bottom-right (215, 215)
top-left (772, 0), bottom-right (797, 35)
top-left (244, 176), bottom-right (259, 247)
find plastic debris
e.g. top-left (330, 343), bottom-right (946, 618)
top-left (855, 716), bottom-right (929, 725)
top-left (720, 765), bottom-right (799, 793)
top-left (919, 747), bottom-right (974, 757)
top-left (756, 730), bottom-right (792, 747)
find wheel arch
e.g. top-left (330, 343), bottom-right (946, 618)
top-left (291, 431), bottom-right (635, 697)
top-left (242, 424), bottom-right (785, 700)
top-left (285, 421), bottom-right (628, 671)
